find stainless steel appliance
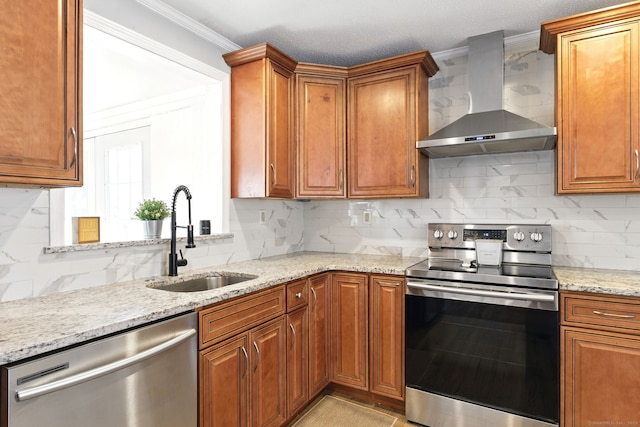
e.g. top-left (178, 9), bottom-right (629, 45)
top-left (416, 31), bottom-right (557, 158)
top-left (405, 223), bottom-right (559, 427)
top-left (2, 312), bottom-right (197, 427)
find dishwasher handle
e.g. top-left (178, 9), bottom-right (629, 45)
top-left (16, 328), bottom-right (196, 402)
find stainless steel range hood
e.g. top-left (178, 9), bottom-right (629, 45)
top-left (417, 31), bottom-right (556, 158)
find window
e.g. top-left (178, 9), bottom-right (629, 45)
top-left (50, 18), bottom-right (229, 246)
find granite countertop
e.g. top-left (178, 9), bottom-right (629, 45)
top-left (0, 252), bottom-right (422, 365)
top-left (2, 252), bottom-right (638, 365)
top-left (555, 266), bottom-right (640, 297)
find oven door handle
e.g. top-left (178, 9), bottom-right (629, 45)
top-left (406, 280), bottom-right (556, 303)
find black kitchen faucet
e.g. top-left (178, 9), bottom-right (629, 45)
top-left (168, 185), bottom-right (196, 276)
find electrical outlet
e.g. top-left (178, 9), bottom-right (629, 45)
top-left (259, 210), bottom-right (266, 224)
top-left (363, 210), bottom-right (372, 225)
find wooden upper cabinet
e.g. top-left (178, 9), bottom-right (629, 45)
top-left (224, 43), bottom-right (297, 198)
top-left (0, 0), bottom-right (82, 186)
top-left (295, 64), bottom-right (348, 198)
top-left (541, 3), bottom-right (640, 193)
top-left (347, 52), bottom-right (438, 198)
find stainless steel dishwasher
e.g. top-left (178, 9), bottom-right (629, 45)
top-left (2, 312), bottom-right (197, 427)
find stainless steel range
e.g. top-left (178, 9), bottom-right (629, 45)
top-left (405, 223), bottom-right (559, 427)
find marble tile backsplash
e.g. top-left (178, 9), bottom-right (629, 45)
top-left (0, 196), bottom-right (304, 302)
top-left (303, 150), bottom-right (640, 271)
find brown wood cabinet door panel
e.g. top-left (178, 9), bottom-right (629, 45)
top-left (563, 293), bottom-right (640, 335)
top-left (230, 59), bottom-right (268, 198)
top-left (0, 0), bottom-right (81, 185)
top-left (331, 272), bottom-right (368, 390)
top-left (296, 74), bottom-right (346, 198)
top-left (558, 21), bottom-right (640, 192)
top-left (369, 275), bottom-right (404, 399)
top-left (199, 286), bottom-right (286, 348)
top-left (563, 328), bottom-right (640, 426)
top-left (308, 273), bottom-right (331, 397)
top-left (250, 317), bottom-right (287, 427)
top-left (267, 62), bottom-right (295, 198)
top-left (287, 308), bottom-right (309, 417)
top-left (200, 335), bottom-right (250, 427)
top-left (348, 69), bottom-right (417, 197)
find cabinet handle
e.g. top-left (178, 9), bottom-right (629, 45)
top-left (69, 127), bottom-right (78, 169)
top-left (635, 149), bottom-right (639, 181)
top-left (270, 163), bottom-right (276, 186)
top-left (253, 341), bottom-right (260, 372)
top-left (593, 310), bottom-right (636, 319)
top-left (289, 323), bottom-right (296, 349)
top-left (339, 169), bottom-right (344, 190)
top-left (410, 165), bottom-right (415, 188)
top-left (241, 346), bottom-right (249, 379)
top-left (311, 287), bottom-right (317, 312)
top-left (295, 292), bottom-right (302, 299)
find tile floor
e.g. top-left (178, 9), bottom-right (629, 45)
top-left (288, 390), bottom-right (415, 427)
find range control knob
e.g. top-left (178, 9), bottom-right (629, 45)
top-left (530, 232), bottom-right (543, 243)
top-left (447, 230), bottom-right (458, 239)
top-left (433, 229), bottom-right (444, 240)
top-left (513, 231), bottom-right (526, 242)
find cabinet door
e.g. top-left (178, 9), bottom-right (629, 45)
top-left (296, 73), bottom-right (346, 198)
top-left (0, 0), bottom-right (81, 186)
top-left (331, 272), bottom-right (368, 390)
top-left (286, 308), bottom-right (308, 417)
top-left (308, 273), bottom-right (331, 397)
top-left (266, 61), bottom-right (295, 198)
top-left (348, 66), bottom-right (427, 198)
top-left (200, 335), bottom-right (250, 427)
top-left (557, 22), bottom-right (640, 193)
top-left (563, 327), bottom-right (640, 426)
top-left (369, 275), bottom-right (404, 399)
top-left (250, 317), bottom-right (287, 427)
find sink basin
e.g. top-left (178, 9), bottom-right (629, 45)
top-left (149, 274), bottom-right (257, 292)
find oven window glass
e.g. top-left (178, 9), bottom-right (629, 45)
top-left (405, 295), bottom-right (559, 423)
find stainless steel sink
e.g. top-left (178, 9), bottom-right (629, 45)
top-left (148, 274), bottom-right (257, 292)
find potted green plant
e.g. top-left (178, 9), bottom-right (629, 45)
top-left (134, 198), bottom-right (170, 239)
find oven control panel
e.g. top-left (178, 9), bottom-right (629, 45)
top-left (428, 223), bottom-right (552, 252)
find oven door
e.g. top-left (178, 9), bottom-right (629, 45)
top-left (405, 279), bottom-right (559, 426)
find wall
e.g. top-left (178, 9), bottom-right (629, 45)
top-left (304, 35), bottom-right (640, 271)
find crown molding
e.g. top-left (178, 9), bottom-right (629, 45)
top-left (432, 30), bottom-right (541, 61)
top-left (135, 0), bottom-right (241, 52)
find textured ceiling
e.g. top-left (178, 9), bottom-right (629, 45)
top-left (157, 0), bottom-right (630, 66)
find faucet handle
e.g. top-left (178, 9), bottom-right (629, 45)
top-left (177, 249), bottom-right (188, 267)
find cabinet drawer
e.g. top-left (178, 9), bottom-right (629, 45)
top-left (286, 279), bottom-right (308, 312)
top-left (199, 286), bottom-right (286, 348)
top-left (563, 293), bottom-right (640, 334)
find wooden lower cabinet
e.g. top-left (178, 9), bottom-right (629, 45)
top-left (369, 275), bottom-right (404, 399)
top-left (286, 308), bottom-right (308, 417)
top-left (563, 327), bottom-right (640, 426)
top-left (308, 273), bottom-right (331, 398)
top-left (330, 272), bottom-right (369, 390)
top-left (561, 292), bottom-right (640, 426)
top-left (200, 335), bottom-right (250, 427)
top-left (200, 317), bottom-right (287, 427)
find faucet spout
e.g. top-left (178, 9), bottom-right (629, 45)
top-left (169, 185), bottom-right (196, 276)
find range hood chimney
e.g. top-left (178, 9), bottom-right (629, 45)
top-left (417, 30), bottom-right (556, 158)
